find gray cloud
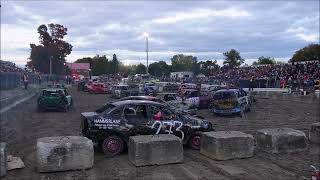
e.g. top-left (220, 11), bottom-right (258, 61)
top-left (1, 1), bottom-right (319, 65)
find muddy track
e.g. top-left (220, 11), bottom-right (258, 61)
top-left (0, 87), bottom-right (319, 180)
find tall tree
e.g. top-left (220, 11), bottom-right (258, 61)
top-left (135, 63), bottom-right (147, 74)
top-left (199, 60), bottom-right (219, 76)
top-left (28, 24), bottom-right (72, 74)
top-left (290, 44), bottom-right (320, 62)
top-left (149, 61), bottom-right (171, 77)
top-left (109, 54), bottom-right (119, 74)
top-left (252, 56), bottom-right (275, 65)
top-left (75, 55), bottom-right (109, 76)
top-left (223, 49), bottom-right (244, 68)
top-left (171, 54), bottom-right (197, 72)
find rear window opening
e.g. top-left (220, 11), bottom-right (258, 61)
top-left (214, 91), bottom-right (237, 100)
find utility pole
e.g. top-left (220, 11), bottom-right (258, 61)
top-left (49, 56), bottom-right (53, 81)
top-left (146, 35), bottom-right (149, 74)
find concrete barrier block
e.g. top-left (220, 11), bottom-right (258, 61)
top-left (309, 123), bottom-right (320, 144)
top-left (128, 134), bottom-right (183, 166)
top-left (200, 131), bottom-right (254, 160)
top-left (37, 136), bottom-right (94, 172)
top-left (0, 142), bottom-right (7, 177)
top-left (256, 128), bottom-right (307, 153)
top-left (7, 155), bottom-right (25, 171)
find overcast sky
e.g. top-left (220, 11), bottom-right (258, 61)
top-left (1, 1), bottom-right (319, 66)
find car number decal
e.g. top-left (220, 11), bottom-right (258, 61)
top-left (151, 120), bottom-right (184, 140)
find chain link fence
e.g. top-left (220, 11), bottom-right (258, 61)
top-left (0, 72), bottom-right (66, 90)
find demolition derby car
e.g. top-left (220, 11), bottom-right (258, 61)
top-left (37, 88), bottom-right (73, 112)
top-left (87, 82), bottom-right (109, 94)
top-left (81, 100), bottom-right (213, 156)
top-left (111, 84), bottom-right (139, 98)
top-left (210, 89), bottom-right (251, 116)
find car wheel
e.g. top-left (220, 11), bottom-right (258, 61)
top-left (102, 135), bottom-right (124, 157)
top-left (189, 132), bottom-right (201, 150)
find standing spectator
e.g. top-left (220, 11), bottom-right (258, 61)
top-left (23, 73), bottom-right (29, 90)
top-left (280, 78), bottom-right (286, 88)
top-left (38, 74), bottom-right (42, 85)
top-left (249, 76), bottom-right (255, 91)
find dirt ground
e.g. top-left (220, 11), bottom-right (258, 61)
top-left (0, 87), bottom-right (319, 180)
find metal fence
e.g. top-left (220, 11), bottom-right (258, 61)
top-left (238, 79), bottom-right (280, 88)
top-left (0, 72), bottom-right (66, 90)
top-left (208, 78), bottom-right (281, 88)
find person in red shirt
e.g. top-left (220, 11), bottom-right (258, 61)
top-left (280, 78), bottom-right (286, 88)
top-left (153, 111), bottom-right (163, 120)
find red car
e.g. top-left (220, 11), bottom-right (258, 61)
top-left (88, 83), bottom-right (108, 94)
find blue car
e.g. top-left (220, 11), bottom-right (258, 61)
top-left (144, 83), bottom-right (157, 95)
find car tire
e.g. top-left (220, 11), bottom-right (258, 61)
top-left (189, 132), bottom-right (202, 150)
top-left (102, 135), bottom-right (124, 157)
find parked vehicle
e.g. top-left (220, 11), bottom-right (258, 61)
top-left (37, 88), bottom-right (73, 112)
top-left (201, 84), bottom-right (226, 93)
top-left (80, 100), bottom-right (213, 156)
top-left (310, 165), bottom-right (320, 180)
top-left (144, 82), bottom-right (157, 95)
top-left (120, 96), bottom-right (165, 103)
top-left (112, 84), bottom-right (139, 98)
top-left (179, 83), bottom-right (197, 91)
top-left (211, 89), bottom-right (251, 116)
top-left (84, 82), bottom-right (93, 92)
top-left (88, 83), bottom-right (108, 94)
top-left (155, 92), bottom-right (174, 100)
top-left (77, 81), bottom-right (86, 91)
top-left (176, 89), bottom-right (211, 109)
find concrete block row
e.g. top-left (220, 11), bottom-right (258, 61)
top-left (5, 122), bottom-right (317, 173)
top-left (200, 127), bottom-right (309, 161)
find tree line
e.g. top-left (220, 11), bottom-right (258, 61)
top-left (27, 24), bottom-right (320, 76)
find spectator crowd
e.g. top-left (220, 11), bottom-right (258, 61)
top-left (0, 60), bottom-right (25, 73)
top-left (163, 61), bottom-right (320, 90)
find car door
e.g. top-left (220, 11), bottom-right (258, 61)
top-left (147, 105), bottom-right (185, 139)
top-left (93, 106), bottom-right (123, 130)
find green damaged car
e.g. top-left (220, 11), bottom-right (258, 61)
top-left (37, 88), bottom-right (73, 112)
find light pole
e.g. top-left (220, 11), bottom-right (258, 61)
top-left (49, 56), bottom-right (53, 81)
top-left (49, 56), bottom-right (53, 75)
top-left (143, 32), bottom-right (149, 74)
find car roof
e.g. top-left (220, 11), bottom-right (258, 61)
top-left (112, 100), bottom-right (161, 106)
top-left (215, 89), bottom-right (239, 93)
top-left (157, 92), bottom-right (177, 94)
top-left (183, 89), bottom-right (198, 92)
top-left (122, 96), bottom-right (159, 100)
top-left (115, 84), bottom-right (129, 87)
top-left (42, 88), bottom-right (64, 91)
